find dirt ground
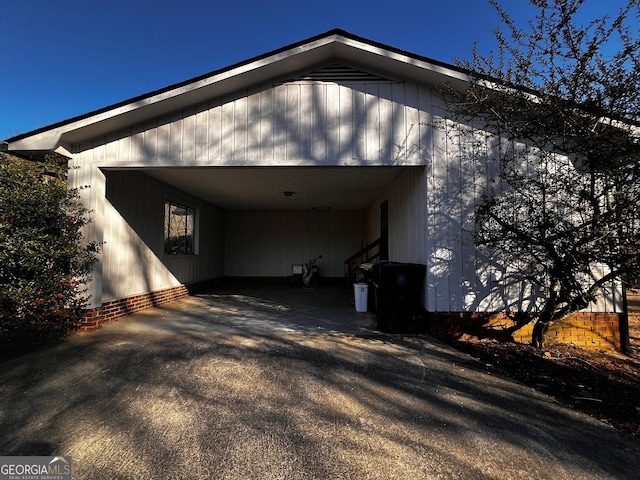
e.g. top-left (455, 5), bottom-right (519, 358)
top-left (448, 314), bottom-right (640, 437)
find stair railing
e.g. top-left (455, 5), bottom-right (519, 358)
top-left (344, 238), bottom-right (381, 300)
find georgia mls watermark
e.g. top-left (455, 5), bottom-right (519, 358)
top-left (0, 456), bottom-right (71, 480)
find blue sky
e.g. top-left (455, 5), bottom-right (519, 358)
top-left (1, 0), bottom-right (632, 140)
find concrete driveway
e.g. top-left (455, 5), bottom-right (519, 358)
top-left (1, 286), bottom-right (638, 479)
top-left (92, 284), bottom-right (380, 336)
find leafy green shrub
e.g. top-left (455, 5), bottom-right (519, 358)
top-left (0, 153), bottom-right (99, 353)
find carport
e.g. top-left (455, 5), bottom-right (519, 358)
top-left (102, 163), bottom-right (427, 291)
top-left (99, 163), bottom-right (426, 323)
top-left (143, 165), bottom-right (411, 280)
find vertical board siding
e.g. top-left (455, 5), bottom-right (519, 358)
top-left (156, 119), bottom-right (170, 164)
top-left (312, 84), bottom-right (327, 161)
top-left (326, 83), bottom-right (340, 161)
top-left (195, 105), bottom-right (209, 163)
top-left (363, 84), bottom-right (380, 163)
top-left (70, 75), bottom-right (618, 315)
top-left (234, 97), bottom-right (248, 164)
top-left (182, 108), bottom-right (196, 164)
top-left (352, 86), bottom-right (366, 163)
top-left (70, 150), bottom-right (105, 308)
top-left (273, 85), bottom-right (287, 164)
top-left (221, 99), bottom-right (235, 163)
top-left (81, 80), bottom-right (435, 168)
top-left (377, 84), bottom-right (393, 162)
top-left (247, 88), bottom-right (261, 164)
top-left (427, 93), bottom-right (453, 312)
top-left (225, 210), bottom-right (365, 278)
top-left (99, 170), bottom-right (225, 302)
top-left (367, 167), bottom-right (427, 265)
top-left (286, 85), bottom-right (301, 162)
top-left (337, 84), bottom-right (354, 164)
top-left (208, 99), bottom-right (222, 164)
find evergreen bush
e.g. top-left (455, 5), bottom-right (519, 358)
top-left (0, 153), bottom-right (99, 354)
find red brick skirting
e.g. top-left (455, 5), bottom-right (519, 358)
top-left (78, 279), bottom-right (221, 331)
top-left (79, 282), bottom-right (623, 351)
top-left (78, 285), bottom-right (189, 331)
top-left (429, 311), bottom-right (621, 350)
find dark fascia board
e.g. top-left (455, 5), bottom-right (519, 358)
top-left (4, 29), bottom-right (474, 149)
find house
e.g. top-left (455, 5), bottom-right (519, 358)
top-left (3, 29), bottom-right (623, 347)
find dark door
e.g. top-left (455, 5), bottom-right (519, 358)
top-left (380, 200), bottom-right (389, 260)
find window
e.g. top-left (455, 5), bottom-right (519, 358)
top-left (164, 200), bottom-right (195, 255)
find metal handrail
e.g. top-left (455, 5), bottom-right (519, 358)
top-left (344, 237), bottom-right (381, 269)
top-left (344, 238), bottom-right (381, 301)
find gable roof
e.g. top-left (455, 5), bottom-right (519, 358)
top-left (5, 29), bottom-right (472, 156)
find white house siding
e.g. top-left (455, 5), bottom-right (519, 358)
top-left (425, 108), bottom-right (492, 313)
top-left (366, 167), bottom-right (427, 264)
top-left (68, 72), bottom-right (615, 315)
top-left (422, 111), bottom-right (621, 315)
top-left (68, 77), bottom-right (438, 305)
top-left (423, 109), bottom-right (544, 314)
top-left (224, 210), bottom-right (365, 278)
top-left (67, 152), bottom-right (106, 307)
top-left (67, 76), bottom-right (507, 312)
top-left (98, 170), bottom-right (224, 304)
top-left (73, 80), bottom-right (434, 168)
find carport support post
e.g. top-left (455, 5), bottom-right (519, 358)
top-left (620, 282), bottom-right (630, 353)
top-left (70, 160), bottom-right (105, 310)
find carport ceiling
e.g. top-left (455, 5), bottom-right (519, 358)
top-left (144, 166), bottom-right (411, 210)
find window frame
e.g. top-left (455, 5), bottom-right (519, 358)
top-left (163, 198), bottom-right (198, 256)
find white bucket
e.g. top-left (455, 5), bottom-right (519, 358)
top-left (354, 283), bottom-right (369, 312)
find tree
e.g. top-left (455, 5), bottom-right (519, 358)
top-left (0, 153), bottom-right (99, 353)
top-left (447, 0), bottom-right (640, 348)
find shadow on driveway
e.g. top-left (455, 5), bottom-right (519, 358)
top-left (93, 285), bottom-right (379, 335)
top-left (0, 286), bottom-right (638, 479)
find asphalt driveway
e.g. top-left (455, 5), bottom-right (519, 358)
top-left (1, 286), bottom-right (638, 479)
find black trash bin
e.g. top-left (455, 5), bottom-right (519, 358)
top-left (372, 261), bottom-right (427, 332)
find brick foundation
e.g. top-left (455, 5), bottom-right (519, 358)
top-left (429, 311), bottom-right (622, 350)
top-left (79, 285), bottom-right (189, 331)
top-left (78, 279), bottom-right (222, 331)
top-left (79, 282), bottom-right (624, 351)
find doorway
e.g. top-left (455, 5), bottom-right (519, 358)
top-left (380, 200), bottom-right (389, 261)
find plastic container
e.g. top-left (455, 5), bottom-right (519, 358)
top-left (354, 283), bottom-right (369, 312)
top-left (372, 262), bottom-right (426, 331)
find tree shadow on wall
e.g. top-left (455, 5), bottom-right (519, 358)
top-left (425, 114), bottom-right (545, 342)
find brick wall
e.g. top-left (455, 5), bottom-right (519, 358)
top-left (79, 285), bottom-right (189, 331)
top-left (429, 311), bottom-right (621, 350)
top-left (78, 279), bottom-right (221, 331)
top-left (515, 313), bottom-right (620, 349)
